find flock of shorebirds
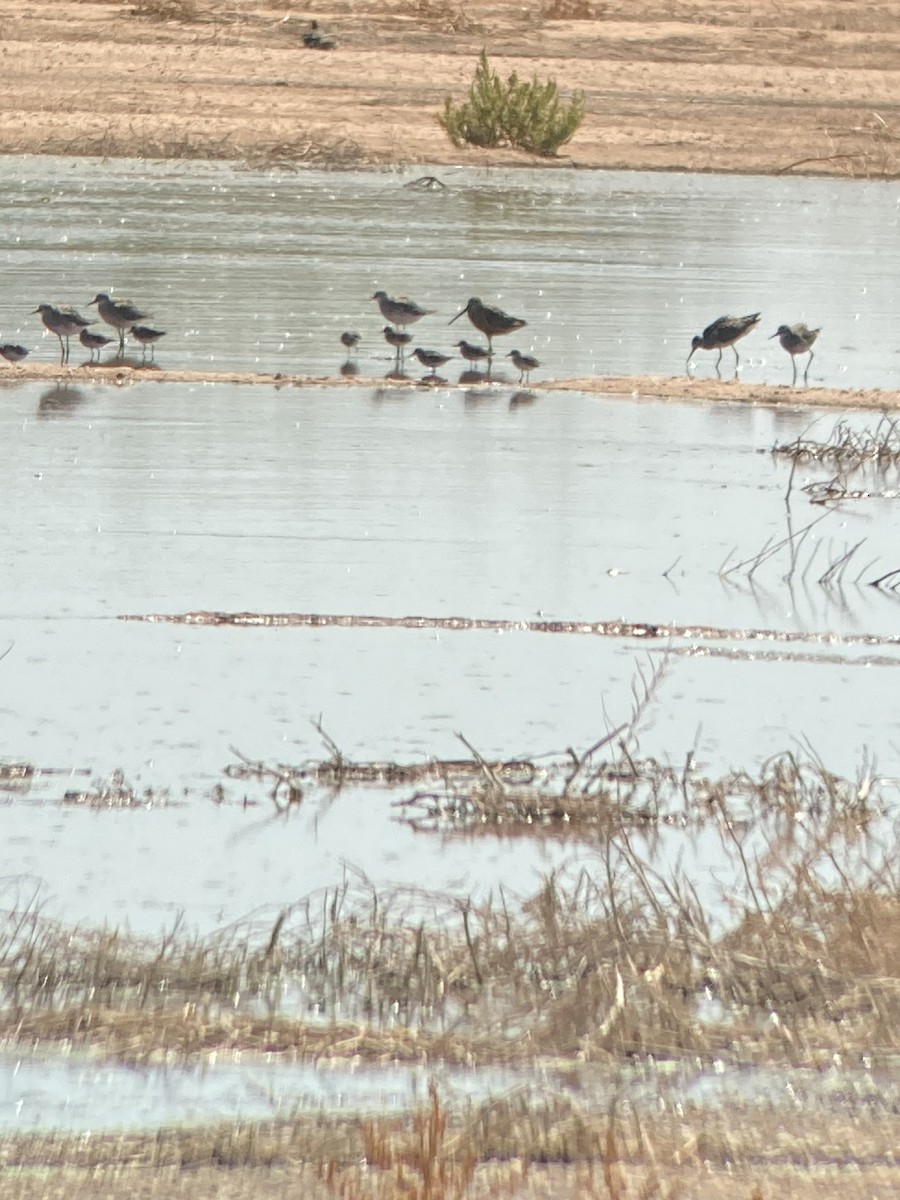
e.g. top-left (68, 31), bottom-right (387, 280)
top-left (0, 294), bottom-right (166, 368)
top-left (0, 290), bottom-right (819, 388)
top-left (340, 292), bottom-right (541, 383)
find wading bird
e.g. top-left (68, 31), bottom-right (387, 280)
top-left (770, 322), bottom-right (820, 384)
top-left (687, 312), bottom-right (761, 372)
top-left (450, 297), bottom-right (526, 356)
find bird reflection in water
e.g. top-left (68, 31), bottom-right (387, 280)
top-left (37, 383), bottom-right (88, 418)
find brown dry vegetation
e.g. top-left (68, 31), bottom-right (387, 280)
top-left (1, 0), bottom-right (900, 174)
top-left (2, 730), bottom-right (899, 1193)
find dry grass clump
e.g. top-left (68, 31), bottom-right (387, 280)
top-left (542, 0), bottom-right (606, 18)
top-left (242, 134), bottom-right (367, 169)
top-left (4, 804), bottom-right (898, 1069)
top-left (406, 0), bottom-right (479, 34)
top-left (773, 415), bottom-right (900, 470)
top-left (130, 0), bottom-right (203, 21)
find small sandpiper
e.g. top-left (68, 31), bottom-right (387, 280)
top-left (507, 349), bottom-right (540, 383)
top-left (340, 330), bottom-right (361, 357)
top-left (32, 303), bottom-right (94, 363)
top-left (411, 347), bottom-right (452, 376)
top-left (130, 325), bottom-right (166, 360)
top-left (383, 325), bottom-right (412, 362)
top-left (372, 291), bottom-right (433, 328)
top-left (450, 297), bottom-right (527, 356)
top-left (770, 322), bottom-right (820, 384)
top-left (454, 339), bottom-right (490, 365)
top-left (0, 344), bottom-right (29, 364)
top-left (687, 313), bottom-right (761, 372)
top-left (89, 293), bottom-right (150, 354)
top-left (80, 327), bottom-right (113, 362)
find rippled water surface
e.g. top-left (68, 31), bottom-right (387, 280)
top-left (1, 157), bottom-right (899, 386)
top-left (1, 159), bottom-right (898, 1130)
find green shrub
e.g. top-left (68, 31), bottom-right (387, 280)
top-left (438, 50), bottom-right (586, 157)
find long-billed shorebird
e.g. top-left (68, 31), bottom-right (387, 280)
top-left (0, 344), bottom-right (29, 364)
top-left (372, 291), bottom-right (433, 328)
top-left (411, 347), bottom-right (451, 376)
top-left (80, 327), bottom-right (113, 362)
top-left (32, 303), bottom-right (93, 363)
top-left (687, 313), bottom-right (761, 372)
top-left (450, 297), bottom-right (526, 356)
top-left (770, 322), bottom-right (820, 384)
top-left (507, 349), bottom-right (540, 384)
top-left (89, 293), bottom-right (150, 354)
top-left (130, 325), bottom-right (166, 360)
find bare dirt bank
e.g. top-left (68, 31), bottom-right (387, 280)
top-left (2, 0), bottom-right (900, 175)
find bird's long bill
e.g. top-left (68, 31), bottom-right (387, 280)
top-left (449, 307), bottom-right (466, 325)
top-left (767, 331), bottom-right (780, 339)
top-left (686, 345), bottom-right (696, 364)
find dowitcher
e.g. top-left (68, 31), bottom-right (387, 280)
top-left (89, 293), bottom-right (149, 354)
top-left (130, 325), bottom-right (166, 360)
top-left (372, 291), bottom-right (433, 328)
top-left (687, 313), bottom-right (761, 371)
top-left (770, 322), bottom-right (820, 384)
top-left (450, 297), bottom-right (526, 355)
top-left (340, 330), bottom-right (361, 356)
top-left (79, 327), bottom-right (113, 362)
top-left (32, 303), bottom-right (93, 363)
top-left (383, 325), bottom-right (412, 361)
top-left (411, 347), bottom-right (452, 375)
top-left (0, 344), bottom-right (29, 364)
top-left (507, 349), bottom-right (540, 383)
top-left (454, 339), bottom-right (490, 364)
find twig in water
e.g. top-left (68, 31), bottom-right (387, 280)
top-left (869, 566), bottom-right (900, 591)
top-left (818, 539), bottom-right (866, 587)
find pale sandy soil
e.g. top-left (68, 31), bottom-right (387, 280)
top-left (1, 0), bottom-right (900, 175)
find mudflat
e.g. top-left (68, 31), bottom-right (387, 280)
top-left (1, 0), bottom-right (899, 175)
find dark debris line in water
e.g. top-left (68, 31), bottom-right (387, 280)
top-left (119, 609), bottom-right (900, 653)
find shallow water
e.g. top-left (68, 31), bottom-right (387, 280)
top-left (3, 1045), bottom-right (896, 1133)
top-left (0, 379), bottom-right (897, 934)
top-left (1, 158), bottom-right (898, 387)
top-left (1, 159), bottom-right (899, 1131)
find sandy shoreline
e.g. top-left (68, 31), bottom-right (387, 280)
top-left (5, 359), bottom-right (900, 409)
top-left (2, 0), bottom-right (900, 176)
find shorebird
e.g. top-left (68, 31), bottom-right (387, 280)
top-left (340, 331), bottom-right (360, 356)
top-left (770, 322), bottom-right (820, 384)
top-left (130, 325), bottom-right (166, 360)
top-left (0, 344), bottom-right (29, 364)
top-left (89, 293), bottom-right (150, 354)
top-left (411, 347), bottom-right (451, 376)
top-left (450, 297), bottom-right (526, 355)
top-left (372, 291), bottom-right (433, 328)
top-left (32, 303), bottom-right (93, 363)
top-left (79, 328), bottom-right (113, 362)
top-left (454, 339), bottom-right (490, 365)
top-left (507, 349), bottom-right (540, 383)
top-left (302, 19), bottom-right (335, 49)
top-left (383, 325), bottom-right (412, 362)
top-left (687, 313), bottom-right (761, 371)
